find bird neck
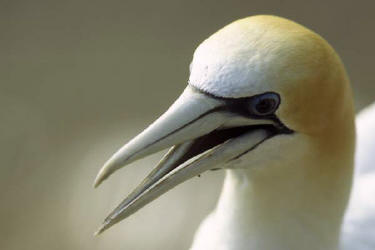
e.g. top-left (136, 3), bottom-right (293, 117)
top-left (218, 169), bottom-right (347, 250)
top-left (192, 148), bottom-right (354, 250)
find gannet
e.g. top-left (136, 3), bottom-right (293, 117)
top-left (93, 15), bottom-right (374, 250)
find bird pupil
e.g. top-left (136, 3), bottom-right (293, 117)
top-left (256, 99), bottom-right (274, 114)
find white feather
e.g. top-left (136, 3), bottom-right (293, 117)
top-left (341, 103), bottom-right (375, 250)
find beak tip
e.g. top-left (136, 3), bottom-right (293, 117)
top-left (94, 220), bottom-right (112, 236)
top-left (93, 175), bottom-right (104, 188)
top-left (94, 162), bottom-right (115, 188)
top-left (94, 157), bottom-right (125, 188)
top-left (93, 172), bottom-right (105, 188)
top-left (94, 227), bottom-right (104, 236)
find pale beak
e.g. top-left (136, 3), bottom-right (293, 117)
top-left (94, 86), bottom-right (283, 235)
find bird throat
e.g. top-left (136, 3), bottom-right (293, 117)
top-left (191, 165), bottom-right (351, 250)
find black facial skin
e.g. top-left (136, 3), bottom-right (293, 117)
top-left (182, 87), bottom-right (294, 167)
top-left (190, 86), bottom-right (293, 134)
top-left (122, 86), bottom-right (294, 182)
top-left (223, 92), bottom-right (281, 119)
top-left (134, 86), bottom-right (294, 176)
top-left (148, 87), bottom-right (293, 175)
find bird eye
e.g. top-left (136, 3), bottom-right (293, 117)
top-left (250, 93), bottom-right (280, 116)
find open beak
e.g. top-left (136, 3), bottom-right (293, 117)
top-left (94, 86), bottom-right (282, 235)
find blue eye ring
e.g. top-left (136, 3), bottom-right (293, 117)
top-left (250, 92), bottom-right (280, 116)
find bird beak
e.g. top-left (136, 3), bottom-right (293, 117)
top-left (94, 86), bottom-right (279, 235)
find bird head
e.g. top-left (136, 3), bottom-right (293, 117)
top-left (94, 15), bottom-right (355, 234)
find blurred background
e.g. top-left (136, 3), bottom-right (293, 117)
top-left (2, 0), bottom-right (374, 249)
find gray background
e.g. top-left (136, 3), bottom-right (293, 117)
top-left (1, 0), bottom-right (374, 249)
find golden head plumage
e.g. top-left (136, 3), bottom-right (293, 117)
top-left (190, 15), bottom-right (354, 136)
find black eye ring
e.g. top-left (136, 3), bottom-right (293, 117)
top-left (249, 92), bottom-right (280, 116)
